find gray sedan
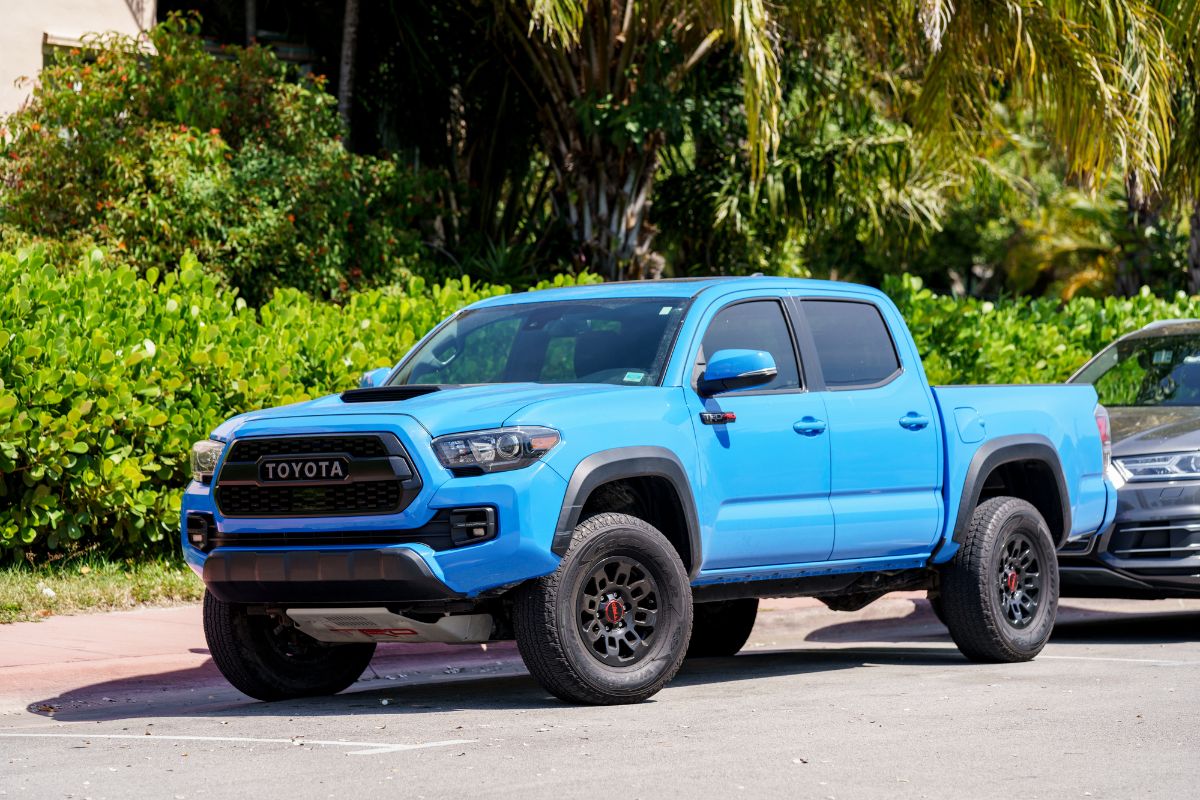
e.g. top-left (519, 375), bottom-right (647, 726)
top-left (1064, 319), bottom-right (1200, 598)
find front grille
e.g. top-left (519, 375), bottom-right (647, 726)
top-left (215, 433), bottom-right (420, 518)
top-left (217, 480), bottom-right (402, 517)
top-left (1110, 520), bottom-right (1200, 561)
top-left (228, 435), bottom-right (388, 461)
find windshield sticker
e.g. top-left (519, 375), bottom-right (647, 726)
top-left (1153, 350), bottom-right (1174, 364)
top-left (624, 371), bottom-right (646, 383)
top-left (659, 306), bottom-right (673, 315)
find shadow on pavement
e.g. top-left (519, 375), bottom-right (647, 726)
top-left (24, 601), bottom-right (1198, 724)
top-left (805, 598), bottom-right (1200, 645)
top-left (28, 643), bottom-right (957, 724)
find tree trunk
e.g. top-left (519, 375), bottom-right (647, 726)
top-left (337, 0), bottom-right (360, 137)
top-left (1115, 172), bottom-right (1162, 296)
top-left (244, 0), bottom-right (256, 45)
top-left (1189, 198), bottom-right (1200, 295)
top-left (505, 2), bottom-right (677, 280)
top-left (550, 136), bottom-right (665, 280)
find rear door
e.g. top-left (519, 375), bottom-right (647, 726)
top-left (794, 295), bottom-right (943, 560)
top-left (685, 294), bottom-right (835, 570)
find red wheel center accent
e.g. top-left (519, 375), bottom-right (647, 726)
top-left (603, 599), bottom-right (625, 624)
top-left (1005, 570), bottom-right (1019, 593)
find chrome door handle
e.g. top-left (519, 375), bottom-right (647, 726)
top-left (793, 417), bottom-right (827, 436)
top-left (899, 413), bottom-right (930, 430)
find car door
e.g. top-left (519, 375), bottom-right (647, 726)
top-left (794, 295), bottom-right (942, 560)
top-left (686, 295), bottom-right (835, 570)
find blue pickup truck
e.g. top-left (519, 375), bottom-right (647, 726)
top-left (183, 277), bottom-right (1116, 705)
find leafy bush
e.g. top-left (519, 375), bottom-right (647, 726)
top-left (0, 246), bottom-right (595, 560)
top-left (0, 14), bottom-right (438, 302)
top-left (886, 274), bottom-right (1200, 385)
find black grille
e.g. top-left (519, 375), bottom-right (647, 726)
top-left (207, 511), bottom-right (458, 551)
top-left (1110, 520), bottom-right (1200, 560)
top-left (228, 435), bottom-right (388, 461)
top-left (215, 433), bottom-right (420, 518)
top-left (217, 480), bottom-right (402, 517)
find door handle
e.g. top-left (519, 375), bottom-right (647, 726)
top-left (793, 417), bottom-right (827, 436)
top-left (899, 412), bottom-right (930, 430)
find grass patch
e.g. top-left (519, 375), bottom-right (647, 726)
top-left (0, 557), bottom-right (203, 624)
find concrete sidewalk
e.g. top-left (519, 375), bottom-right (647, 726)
top-left (0, 596), bottom-right (842, 711)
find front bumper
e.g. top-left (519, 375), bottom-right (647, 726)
top-left (202, 546), bottom-right (463, 605)
top-left (1060, 477), bottom-right (1200, 598)
top-left (182, 418), bottom-right (568, 602)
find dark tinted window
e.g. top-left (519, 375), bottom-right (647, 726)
top-left (699, 300), bottom-right (801, 391)
top-left (391, 298), bottom-right (687, 386)
top-left (1073, 334), bottom-right (1200, 406)
top-left (803, 300), bottom-right (900, 388)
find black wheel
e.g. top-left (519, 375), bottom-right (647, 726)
top-left (939, 496), bottom-right (1059, 662)
top-left (513, 512), bottom-right (692, 705)
top-left (203, 590), bottom-right (376, 701)
top-left (926, 591), bottom-right (947, 627)
top-left (686, 599), bottom-right (758, 658)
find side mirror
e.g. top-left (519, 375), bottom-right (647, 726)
top-left (699, 349), bottom-right (777, 395)
top-left (359, 367), bottom-right (392, 389)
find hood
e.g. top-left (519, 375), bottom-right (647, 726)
top-left (1109, 406), bottom-right (1200, 457)
top-left (212, 383), bottom-right (633, 439)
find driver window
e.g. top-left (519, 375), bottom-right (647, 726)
top-left (699, 300), bottom-right (801, 391)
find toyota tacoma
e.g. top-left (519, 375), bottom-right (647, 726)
top-left (183, 277), bottom-right (1116, 704)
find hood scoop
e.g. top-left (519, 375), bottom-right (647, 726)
top-left (340, 385), bottom-right (443, 403)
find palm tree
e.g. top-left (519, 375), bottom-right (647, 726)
top-left (498, 0), bottom-right (781, 278)
top-left (508, 0), bottom-right (1179, 280)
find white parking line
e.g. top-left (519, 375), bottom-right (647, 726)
top-left (0, 732), bottom-right (475, 756)
top-left (1040, 655), bottom-right (1198, 665)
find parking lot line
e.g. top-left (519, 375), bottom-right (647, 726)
top-left (0, 732), bottom-right (475, 756)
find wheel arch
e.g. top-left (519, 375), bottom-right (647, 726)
top-left (551, 446), bottom-right (702, 577)
top-left (952, 435), bottom-right (1072, 547)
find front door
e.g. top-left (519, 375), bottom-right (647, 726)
top-left (686, 296), bottom-right (835, 571)
top-left (797, 297), bottom-right (942, 560)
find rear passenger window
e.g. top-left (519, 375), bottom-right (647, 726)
top-left (699, 300), bottom-right (801, 391)
top-left (802, 300), bottom-right (901, 388)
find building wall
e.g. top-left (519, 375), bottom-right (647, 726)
top-left (0, 0), bottom-right (156, 119)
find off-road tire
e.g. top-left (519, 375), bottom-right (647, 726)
top-left (203, 590), bottom-right (376, 701)
top-left (939, 497), bottom-right (1059, 662)
top-left (513, 513), bottom-right (692, 705)
top-left (686, 599), bottom-right (758, 658)
top-left (926, 591), bottom-right (947, 627)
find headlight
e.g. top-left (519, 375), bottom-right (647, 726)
top-left (432, 426), bottom-right (560, 474)
top-left (1114, 452), bottom-right (1200, 481)
top-left (190, 439), bottom-right (225, 483)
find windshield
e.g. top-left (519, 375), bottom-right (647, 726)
top-left (390, 298), bottom-right (688, 386)
top-left (1074, 334), bottom-right (1200, 407)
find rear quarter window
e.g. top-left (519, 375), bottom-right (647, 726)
top-left (802, 299), bottom-right (901, 388)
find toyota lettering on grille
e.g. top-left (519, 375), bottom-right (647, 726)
top-left (259, 456), bottom-right (351, 483)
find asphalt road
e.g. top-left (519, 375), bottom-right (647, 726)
top-left (1, 595), bottom-right (1197, 799)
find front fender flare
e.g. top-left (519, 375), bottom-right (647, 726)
top-left (550, 446), bottom-right (702, 577)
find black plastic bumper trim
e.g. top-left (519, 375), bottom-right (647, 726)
top-left (202, 547), bottom-right (463, 605)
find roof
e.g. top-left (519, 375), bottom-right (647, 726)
top-left (470, 276), bottom-right (886, 309)
top-left (1123, 319), bottom-right (1200, 340)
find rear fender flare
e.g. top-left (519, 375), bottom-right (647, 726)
top-left (949, 434), bottom-right (1072, 548)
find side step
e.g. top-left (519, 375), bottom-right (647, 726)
top-left (286, 607), bottom-right (493, 644)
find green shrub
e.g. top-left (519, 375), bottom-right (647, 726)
top-left (886, 273), bottom-right (1200, 385)
top-left (0, 246), bottom-right (595, 560)
top-left (0, 14), bottom-right (438, 302)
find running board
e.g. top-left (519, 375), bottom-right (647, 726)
top-left (286, 607), bottom-right (493, 644)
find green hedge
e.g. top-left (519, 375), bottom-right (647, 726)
top-left (7, 252), bottom-right (1200, 561)
top-left (886, 274), bottom-right (1200, 385)
top-left (0, 248), bottom-right (594, 559)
